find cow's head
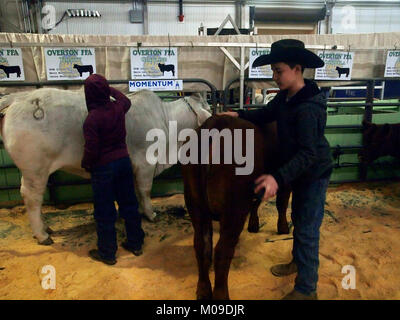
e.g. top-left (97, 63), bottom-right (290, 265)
top-left (358, 120), bottom-right (393, 164)
top-left (186, 93), bottom-right (212, 126)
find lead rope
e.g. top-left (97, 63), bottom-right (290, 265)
top-left (183, 97), bottom-right (201, 127)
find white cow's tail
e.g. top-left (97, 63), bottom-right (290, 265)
top-left (0, 94), bottom-right (11, 139)
top-left (0, 112), bottom-right (6, 142)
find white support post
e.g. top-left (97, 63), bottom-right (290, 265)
top-left (219, 47), bottom-right (240, 70)
top-left (240, 46), bottom-right (245, 109)
top-left (215, 14), bottom-right (241, 36)
top-left (219, 45), bottom-right (250, 109)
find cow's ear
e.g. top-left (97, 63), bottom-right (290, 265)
top-left (190, 92), bottom-right (204, 101)
top-left (191, 92), bottom-right (201, 99)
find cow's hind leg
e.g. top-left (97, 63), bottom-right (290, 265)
top-left (248, 199), bottom-right (261, 233)
top-left (132, 163), bottom-right (157, 222)
top-left (213, 211), bottom-right (248, 300)
top-left (190, 207), bottom-right (213, 300)
top-left (20, 172), bottom-right (52, 245)
top-left (276, 187), bottom-right (291, 234)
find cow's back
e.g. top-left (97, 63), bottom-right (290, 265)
top-left (124, 90), bottom-right (166, 156)
top-left (182, 115), bottom-right (266, 217)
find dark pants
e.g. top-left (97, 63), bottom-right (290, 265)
top-left (91, 156), bottom-right (144, 260)
top-left (291, 176), bottom-right (330, 295)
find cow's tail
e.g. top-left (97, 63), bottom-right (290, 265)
top-left (0, 111), bottom-right (5, 139)
top-left (0, 94), bottom-right (10, 140)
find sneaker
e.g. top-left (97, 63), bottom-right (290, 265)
top-left (282, 289), bottom-right (318, 300)
top-left (121, 241), bottom-right (143, 256)
top-left (89, 249), bottom-right (116, 265)
top-left (270, 260), bottom-right (297, 277)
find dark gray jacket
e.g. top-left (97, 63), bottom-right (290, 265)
top-left (238, 79), bottom-right (333, 187)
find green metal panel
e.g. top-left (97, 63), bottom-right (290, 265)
top-left (326, 108), bottom-right (400, 182)
top-left (51, 170), bottom-right (88, 184)
top-left (0, 188), bottom-right (50, 208)
top-left (52, 184), bottom-right (93, 204)
top-left (0, 167), bottom-right (21, 187)
top-left (151, 179), bottom-right (184, 197)
top-left (0, 148), bottom-right (14, 166)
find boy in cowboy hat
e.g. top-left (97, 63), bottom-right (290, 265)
top-left (219, 39), bottom-right (333, 300)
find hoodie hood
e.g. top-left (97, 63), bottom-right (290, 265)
top-left (285, 79), bottom-right (327, 110)
top-left (84, 74), bottom-right (111, 111)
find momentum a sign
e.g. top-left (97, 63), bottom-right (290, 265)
top-left (129, 79), bottom-right (183, 91)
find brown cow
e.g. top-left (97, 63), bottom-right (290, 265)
top-left (181, 115), bottom-right (291, 300)
top-left (359, 120), bottom-right (400, 164)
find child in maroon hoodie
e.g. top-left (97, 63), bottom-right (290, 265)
top-left (82, 74), bottom-right (145, 265)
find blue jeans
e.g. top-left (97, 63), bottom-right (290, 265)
top-left (91, 156), bottom-right (145, 260)
top-left (291, 176), bottom-right (330, 295)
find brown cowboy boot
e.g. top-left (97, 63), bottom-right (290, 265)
top-left (282, 289), bottom-right (318, 300)
top-left (270, 260), bottom-right (297, 277)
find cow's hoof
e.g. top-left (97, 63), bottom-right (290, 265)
top-left (277, 222), bottom-right (292, 235)
top-left (144, 212), bottom-right (157, 222)
top-left (38, 237), bottom-right (54, 246)
top-left (247, 224), bottom-right (259, 233)
top-left (197, 291), bottom-right (212, 300)
top-left (196, 283), bottom-right (212, 300)
top-left (212, 291), bottom-right (230, 300)
top-left (277, 227), bottom-right (290, 235)
top-left (46, 227), bottom-right (54, 234)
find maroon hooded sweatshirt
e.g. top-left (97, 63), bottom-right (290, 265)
top-left (81, 74), bottom-right (131, 171)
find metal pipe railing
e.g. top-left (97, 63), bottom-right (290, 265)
top-left (0, 78), bottom-right (218, 114)
top-left (223, 77), bottom-right (400, 109)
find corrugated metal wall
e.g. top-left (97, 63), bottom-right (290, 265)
top-left (45, 1), bottom-right (143, 35)
top-left (332, 4), bottom-right (400, 34)
top-left (44, 1), bottom-right (241, 36)
top-left (147, 3), bottom-right (239, 35)
top-left (2, 1), bottom-right (400, 35)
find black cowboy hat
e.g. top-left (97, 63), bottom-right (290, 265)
top-left (252, 39), bottom-right (324, 69)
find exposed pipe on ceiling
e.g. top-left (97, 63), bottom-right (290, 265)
top-left (27, 0), bottom-right (37, 33)
top-left (45, 0), bottom-right (244, 3)
top-left (36, 0), bottom-right (400, 2)
top-left (20, 0), bottom-right (29, 32)
top-left (178, 0), bottom-right (184, 22)
top-left (37, 0), bottom-right (44, 34)
top-left (14, 0), bottom-right (25, 32)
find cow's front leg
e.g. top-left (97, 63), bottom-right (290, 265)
top-left (20, 174), bottom-right (53, 245)
top-left (133, 164), bottom-right (157, 222)
top-left (213, 210), bottom-right (247, 300)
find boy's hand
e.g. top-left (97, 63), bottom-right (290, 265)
top-left (254, 174), bottom-right (278, 201)
top-left (217, 111), bottom-right (239, 117)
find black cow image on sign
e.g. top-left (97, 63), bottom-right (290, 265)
top-left (0, 65), bottom-right (21, 78)
top-left (335, 66), bottom-right (350, 78)
top-left (73, 64), bottom-right (94, 77)
top-left (158, 63), bottom-right (175, 76)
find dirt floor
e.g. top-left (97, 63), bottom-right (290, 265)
top-left (1, 181), bottom-right (400, 300)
